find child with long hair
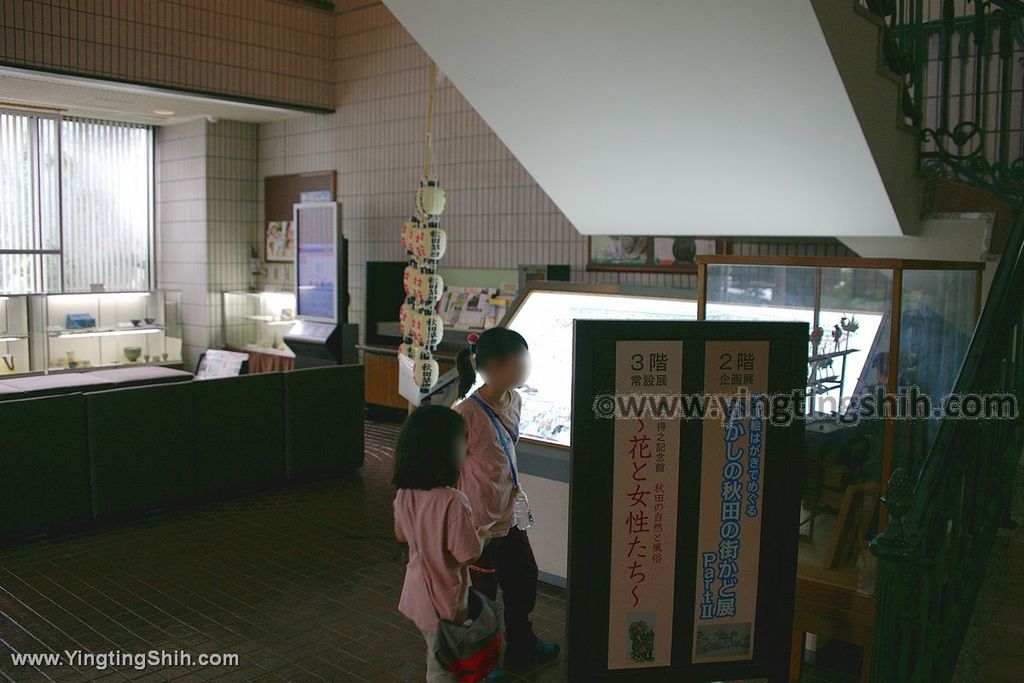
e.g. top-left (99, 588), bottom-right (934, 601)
top-left (454, 328), bottom-right (560, 672)
top-left (393, 405), bottom-right (502, 682)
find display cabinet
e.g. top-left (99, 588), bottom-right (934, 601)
top-left (490, 283), bottom-right (699, 446)
top-left (696, 255), bottom-right (982, 574)
top-left (31, 291), bottom-right (183, 371)
top-left (222, 290), bottom-right (297, 355)
top-left (0, 295), bottom-right (30, 375)
top-left (444, 282), bottom-right (700, 585)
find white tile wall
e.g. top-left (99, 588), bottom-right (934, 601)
top-left (206, 120), bottom-right (259, 346)
top-left (155, 119), bottom-right (208, 367)
top-left (254, 2), bottom-right (850, 343)
top-left (156, 119), bottom-right (257, 367)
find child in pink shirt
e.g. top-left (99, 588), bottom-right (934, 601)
top-left (393, 405), bottom-right (503, 682)
top-left (454, 328), bottom-right (561, 673)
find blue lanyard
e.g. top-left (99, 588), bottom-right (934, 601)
top-left (470, 393), bottom-right (519, 488)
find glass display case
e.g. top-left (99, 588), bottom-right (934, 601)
top-left (222, 290), bottom-right (297, 355)
top-left (32, 291), bottom-right (183, 371)
top-left (473, 283), bottom-right (699, 445)
top-left (696, 255), bottom-right (982, 575)
top-left (0, 295), bottom-right (30, 375)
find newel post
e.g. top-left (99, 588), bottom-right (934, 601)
top-left (868, 467), bottom-right (915, 683)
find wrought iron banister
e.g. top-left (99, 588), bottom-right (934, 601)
top-left (868, 178), bottom-right (1024, 680)
top-left (863, 0), bottom-right (1024, 198)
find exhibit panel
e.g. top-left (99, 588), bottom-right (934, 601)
top-left (567, 319), bottom-right (806, 682)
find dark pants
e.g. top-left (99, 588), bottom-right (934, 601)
top-left (469, 526), bottom-right (539, 655)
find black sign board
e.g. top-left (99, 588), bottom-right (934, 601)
top-left (568, 320), bottom-right (806, 682)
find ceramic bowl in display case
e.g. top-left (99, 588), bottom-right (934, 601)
top-left (35, 291), bottom-right (183, 370)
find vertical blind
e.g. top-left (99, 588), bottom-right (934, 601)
top-left (0, 111), bottom-right (152, 294)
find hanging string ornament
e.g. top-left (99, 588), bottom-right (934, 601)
top-left (398, 60), bottom-right (448, 393)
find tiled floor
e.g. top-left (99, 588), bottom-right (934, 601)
top-left (1, 420), bottom-right (864, 683)
top-left (0, 421), bottom-right (566, 683)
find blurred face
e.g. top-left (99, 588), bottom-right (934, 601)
top-left (482, 350), bottom-right (531, 389)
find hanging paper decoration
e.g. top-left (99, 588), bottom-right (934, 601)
top-left (399, 60), bottom-right (448, 393)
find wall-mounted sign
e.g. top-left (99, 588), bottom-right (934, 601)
top-left (568, 320), bottom-right (805, 683)
top-left (266, 220), bottom-right (295, 262)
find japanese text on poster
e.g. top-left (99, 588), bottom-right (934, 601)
top-left (692, 341), bottom-right (769, 663)
top-left (608, 341), bottom-right (682, 669)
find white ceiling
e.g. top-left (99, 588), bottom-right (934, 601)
top-left (0, 66), bottom-right (303, 126)
top-left (383, 0), bottom-right (904, 237)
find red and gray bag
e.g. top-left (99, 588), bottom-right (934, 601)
top-left (433, 588), bottom-right (502, 682)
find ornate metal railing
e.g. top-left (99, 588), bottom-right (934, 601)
top-left (863, 0), bottom-right (1024, 197)
top-left (858, 2), bottom-right (1024, 680)
top-left (868, 175), bottom-right (1024, 680)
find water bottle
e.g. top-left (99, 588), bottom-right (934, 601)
top-left (513, 488), bottom-right (533, 531)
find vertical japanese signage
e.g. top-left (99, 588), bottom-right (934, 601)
top-left (608, 341), bottom-right (682, 669)
top-left (692, 341), bottom-right (769, 663)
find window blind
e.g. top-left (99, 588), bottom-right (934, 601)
top-left (0, 111), bottom-right (152, 294)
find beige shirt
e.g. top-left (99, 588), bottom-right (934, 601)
top-left (455, 389), bottom-right (521, 539)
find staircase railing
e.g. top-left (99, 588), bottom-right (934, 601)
top-left (867, 165), bottom-right (1024, 680)
top-left (862, 5), bottom-right (1024, 680)
top-left (862, 0), bottom-right (1024, 197)
top-left (860, 2), bottom-right (1024, 678)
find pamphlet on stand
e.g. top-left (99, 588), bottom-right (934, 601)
top-left (397, 354), bottom-right (423, 407)
top-left (195, 349), bottom-right (249, 379)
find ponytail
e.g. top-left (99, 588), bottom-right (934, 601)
top-left (456, 344), bottom-right (477, 399)
top-left (456, 327), bottom-right (528, 399)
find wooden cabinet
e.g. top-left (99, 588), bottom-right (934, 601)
top-left (364, 348), bottom-right (454, 409)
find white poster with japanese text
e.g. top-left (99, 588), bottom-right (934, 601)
top-left (607, 341), bottom-right (682, 669)
top-left (692, 340), bottom-right (769, 663)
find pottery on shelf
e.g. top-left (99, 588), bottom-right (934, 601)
top-left (123, 346), bottom-right (142, 362)
top-left (131, 319), bottom-right (141, 326)
top-left (144, 317), bottom-right (155, 325)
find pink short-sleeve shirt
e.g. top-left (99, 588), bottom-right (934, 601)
top-left (394, 487), bottom-right (481, 633)
top-left (455, 389), bottom-right (521, 539)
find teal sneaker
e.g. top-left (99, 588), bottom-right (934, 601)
top-left (484, 666), bottom-right (505, 681)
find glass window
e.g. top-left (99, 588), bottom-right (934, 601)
top-left (0, 111), bottom-right (153, 294)
top-left (705, 264), bottom-right (890, 414)
top-left (895, 268), bottom-right (978, 472)
top-left (0, 112), bottom-right (44, 292)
